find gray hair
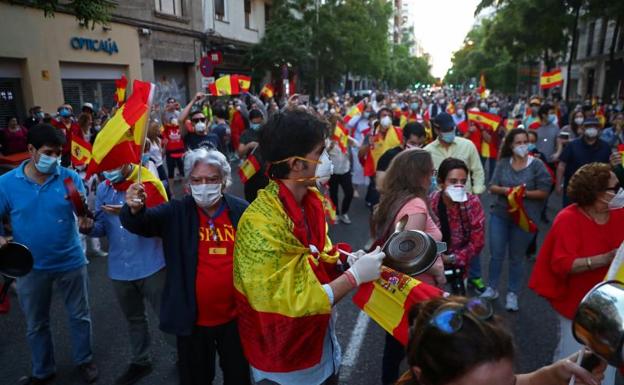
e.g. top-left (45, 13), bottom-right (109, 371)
top-left (183, 148), bottom-right (232, 187)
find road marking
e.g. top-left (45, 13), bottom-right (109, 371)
top-left (340, 311), bottom-right (370, 379)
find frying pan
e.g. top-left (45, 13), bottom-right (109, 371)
top-left (0, 242), bottom-right (33, 303)
top-left (382, 216), bottom-right (447, 276)
top-left (63, 177), bottom-right (93, 218)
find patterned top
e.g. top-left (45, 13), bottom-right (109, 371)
top-left (429, 191), bottom-right (486, 267)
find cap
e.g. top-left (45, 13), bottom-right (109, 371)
top-left (529, 98), bottom-right (541, 106)
top-left (583, 117), bottom-right (600, 127)
top-left (82, 102), bottom-right (94, 111)
top-left (433, 112), bottom-right (455, 131)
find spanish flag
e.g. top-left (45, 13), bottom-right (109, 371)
top-left (540, 69), bottom-right (563, 89)
top-left (112, 164), bottom-right (168, 208)
top-left (353, 266), bottom-right (442, 346)
top-left (618, 144), bottom-right (624, 166)
top-left (322, 192), bottom-right (337, 225)
top-left (208, 75), bottom-right (240, 96)
top-left (343, 100), bottom-right (365, 124)
top-left (605, 243), bottom-right (624, 283)
top-left (113, 75), bottom-right (128, 107)
top-left (260, 84), bottom-right (274, 99)
top-left (86, 80), bottom-right (154, 177)
top-left (362, 126), bottom-right (403, 177)
top-left (478, 74), bottom-right (487, 99)
top-left (596, 106), bottom-right (606, 128)
top-left (507, 185), bottom-right (538, 233)
top-left (468, 110), bottom-right (502, 131)
top-left (238, 152), bottom-right (261, 184)
top-left (236, 74), bottom-right (252, 93)
top-left (71, 135), bottom-right (92, 167)
top-left (446, 101), bottom-right (456, 115)
top-left (504, 118), bottom-right (518, 131)
top-left (332, 121), bottom-right (349, 154)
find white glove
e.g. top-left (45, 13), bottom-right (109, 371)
top-left (347, 246), bottom-right (385, 286)
top-left (347, 249), bottom-right (367, 267)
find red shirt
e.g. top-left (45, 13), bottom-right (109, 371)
top-left (529, 205), bottom-right (624, 319)
top-left (162, 124), bottom-right (185, 157)
top-left (52, 119), bottom-right (77, 155)
top-left (195, 204), bottom-right (237, 326)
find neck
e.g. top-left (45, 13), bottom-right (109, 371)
top-left (441, 191), bottom-right (454, 206)
top-left (583, 203), bottom-right (610, 218)
top-left (439, 140), bottom-right (451, 148)
top-left (512, 154), bottom-right (527, 163)
top-left (282, 179), bottom-right (308, 205)
top-left (24, 160), bottom-right (49, 184)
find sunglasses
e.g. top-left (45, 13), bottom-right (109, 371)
top-left (428, 297), bottom-right (494, 334)
top-left (192, 118), bottom-right (207, 123)
top-left (605, 183), bottom-right (621, 193)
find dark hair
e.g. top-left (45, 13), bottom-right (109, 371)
top-left (396, 297), bottom-right (515, 385)
top-left (27, 124), bottom-right (66, 149)
top-left (249, 109), bottom-right (263, 121)
top-left (213, 103), bottom-right (228, 120)
top-left (378, 107), bottom-right (391, 118)
top-left (567, 163), bottom-right (612, 206)
top-left (437, 158), bottom-right (469, 184)
top-left (403, 122), bottom-right (426, 141)
top-left (499, 128), bottom-right (528, 159)
top-left (538, 104), bottom-right (552, 118)
top-left (527, 130), bottom-right (538, 140)
top-left (261, 110), bottom-right (329, 179)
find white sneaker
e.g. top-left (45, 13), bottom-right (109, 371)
top-left (340, 214), bottom-right (352, 224)
top-left (480, 287), bottom-right (499, 300)
top-left (505, 292), bottom-right (519, 312)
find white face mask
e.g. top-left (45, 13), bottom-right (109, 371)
top-left (445, 185), bottom-right (467, 203)
top-left (574, 117), bottom-right (584, 125)
top-left (584, 127), bottom-right (598, 138)
top-left (513, 144), bottom-right (529, 157)
top-left (315, 150), bottom-right (333, 188)
top-left (190, 183), bottom-right (222, 208)
top-left (195, 122), bottom-right (206, 133)
top-left (608, 188), bottom-right (624, 210)
top-left (171, 118), bottom-right (179, 126)
top-left (380, 116), bottom-right (392, 128)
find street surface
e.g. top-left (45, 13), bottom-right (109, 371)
top-left (1, 169), bottom-right (622, 385)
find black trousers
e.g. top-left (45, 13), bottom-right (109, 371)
top-left (177, 321), bottom-right (250, 385)
top-left (381, 332), bottom-right (405, 385)
top-left (328, 172), bottom-right (354, 215)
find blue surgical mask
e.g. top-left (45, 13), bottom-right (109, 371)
top-left (141, 153), bottom-right (150, 164)
top-left (440, 132), bottom-right (456, 144)
top-left (36, 111), bottom-right (44, 119)
top-left (35, 153), bottom-right (60, 174)
top-left (363, 112), bottom-right (371, 119)
top-left (103, 168), bottom-right (125, 183)
top-left (429, 175), bottom-right (438, 193)
top-left (489, 107), bottom-right (499, 115)
top-left (410, 103), bottom-right (419, 111)
top-left (548, 114), bottom-right (557, 124)
top-left (528, 143), bottom-right (537, 152)
top-left (59, 108), bottom-right (71, 118)
top-left (250, 123), bottom-right (261, 131)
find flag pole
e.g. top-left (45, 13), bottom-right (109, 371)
top-left (136, 83), bottom-right (156, 187)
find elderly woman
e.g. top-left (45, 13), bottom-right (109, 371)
top-left (120, 148), bottom-right (251, 385)
top-left (529, 162), bottom-right (624, 385)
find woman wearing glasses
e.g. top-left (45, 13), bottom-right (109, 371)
top-left (396, 297), bottom-right (606, 385)
top-left (529, 163), bottom-right (624, 385)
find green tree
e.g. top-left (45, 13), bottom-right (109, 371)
top-left (18, 0), bottom-right (117, 29)
top-left (385, 43), bottom-right (434, 89)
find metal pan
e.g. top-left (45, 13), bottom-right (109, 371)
top-left (0, 242), bottom-right (33, 304)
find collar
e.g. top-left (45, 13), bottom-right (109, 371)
top-left (16, 159), bottom-right (61, 180)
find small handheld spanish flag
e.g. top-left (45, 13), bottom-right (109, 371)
top-left (113, 75), bottom-right (128, 108)
top-left (208, 75), bottom-right (240, 96)
top-left (540, 69), bottom-right (563, 89)
top-left (322, 191), bottom-right (337, 225)
top-left (507, 185), bottom-right (538, 233)
top-left (71, 135), bottom-right (92, 167)
top-left (260, 84), bottom-right (274, 99)
top-left (332, 121), bottom-right (349, 154)
top-left (236, 75), bottom-right (251, 93)
top-left (343, 100), bottom-right (365, 124)
top-left (238, 150), bottom-right (261, 184)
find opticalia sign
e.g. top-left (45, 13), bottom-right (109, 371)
top-left (70, 37), bottom-right (119, 55)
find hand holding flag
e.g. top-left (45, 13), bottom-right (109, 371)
top-left (507, 185), bottom-right (538, 233)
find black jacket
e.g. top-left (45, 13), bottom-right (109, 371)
top-left (119, 193), bottom-right (249, 336)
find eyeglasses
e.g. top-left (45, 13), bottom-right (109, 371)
top-left (192, 118), bottom-right (207, 123)
top-left (428, 297), bottom-right (494, 334)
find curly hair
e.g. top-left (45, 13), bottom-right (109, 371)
top-left (567, 163), bottom-right (613, 206)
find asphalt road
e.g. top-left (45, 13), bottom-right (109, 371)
top-left (1, 171), bottom-right (622, 385)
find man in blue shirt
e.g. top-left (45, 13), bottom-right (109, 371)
top-left (0, 124), bottom-right (98, 385)
top-left (79, 162), bottom-right (167, 385)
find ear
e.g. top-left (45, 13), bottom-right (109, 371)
top-left (290, 158), bottom-right (304, 173)
top-left (411, 366), bottom-right (423, 382)
top-left (27, 144), bottom-right (37, 157)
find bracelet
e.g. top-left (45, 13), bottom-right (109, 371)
top-left (344, 270), bottom-right (358, 288)
top-left (585, 257), bottom-right (592, 270)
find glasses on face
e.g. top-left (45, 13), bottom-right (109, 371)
top-left (192, 117), bottom-right (207, 123)
top-left (605, 183), bottom-right (621, 193)
top-left (428, 298), bottom-right (494, 334)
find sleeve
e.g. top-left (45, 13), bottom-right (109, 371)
top-left (69, 170), bottom-right (87, 195)
top-left (454, 196), bottom-right (486, 266)
top-left (548, 213), bottom-right (581, 276)
top-left (119, 201), bottom-right (173, 238)
top-left (376, 151), bottom-right (392, 172)
top-left (88, 183), bottom-right (108, 238)
top-left (489, 160), bottom-right (504, 187)
top-left (559, 143), bottom-right (572, 164)
top-left (534, 160), bottom-right (553, 192)
top-left (468, 144), bottom-right (486, 194)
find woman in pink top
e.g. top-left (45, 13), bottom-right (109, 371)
top-left (371, 148), bottom-right (445, 385)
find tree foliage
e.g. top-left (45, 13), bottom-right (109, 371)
top-left (385, 44), bottom-right (434, 89)
top-left (23, 0), bottom-right (117, 29)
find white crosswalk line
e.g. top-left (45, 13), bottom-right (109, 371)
top-left (340, 311), bottom-right (370, 379)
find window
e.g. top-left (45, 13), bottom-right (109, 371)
top-left (598, 19), bottom-right (608, 55)
top-left (155, 0), bottom-right (183, 16)
top-left (215, 0), bottom-right (226, 21)
top-left (587, 21), bottom-right (595, 57)
top-left (244, 0), bottom-right (252, 29)
top-left (265, 4), bottom-right (271, 24)
top-left (62, 80), bottom-right (116, 113)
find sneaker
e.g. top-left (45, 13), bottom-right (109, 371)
top-left (340, 214), bottom-right (352, 224)
top-left (115, 363), bottom-right (153, 385)
top-left (480, 287), bottom-right (499, 300)
top-left (18, 374), bottom-right (56, 385)
top-left (78, 362), bottom-right (99, 384)
top-left (467, 277), bottom-right (486, 294)
top-left (505, 292), bottom-right (519, 312)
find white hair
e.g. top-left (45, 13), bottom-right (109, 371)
top-left (183, 148), bottom-right (232, 187)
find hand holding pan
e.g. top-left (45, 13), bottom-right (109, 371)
top-left (0, 242), bottom-right (33, 304)
top-left (63, 177), bottom-right (93, 218)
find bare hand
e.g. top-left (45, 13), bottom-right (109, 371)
top-left (549, 351), bottom-right (606, 385)
top-left (101, 205), bottom-right (122, 216)
top-left (0, 236), bottom-right (7, 248)
top-left (609, 152), bottom-right (621, 168)
top-left (193, 92), bottom-right (206, 103)
top-left (78, 216), bottom-right (94, 233)
top-left (126, 183), bottom-right (146, 214)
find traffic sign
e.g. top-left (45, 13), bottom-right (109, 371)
top-left (199, 56), bottom-right (214, 77)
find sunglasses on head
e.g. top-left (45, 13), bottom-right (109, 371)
top-left (192, 117), bottom-right (206, 123)
top-left (427, 297), bottom-right (494, 334)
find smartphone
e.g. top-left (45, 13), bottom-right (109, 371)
top-left (559, 131), bottom-right (570, 139)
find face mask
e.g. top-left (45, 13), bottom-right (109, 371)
top-left (36, 112), bottom-right (44, 119)
top-left (171, 118), bottom-right (179, 126)
top-left (410, 103), bottom-right (419, 111)
top-left (527, 143), bottom-right (537, 152)
top-left (584, 127), bottom-right (598, 138)
top-left (315, 150), bottom-right (334, 188)
top-left (480, 103), bottom-right (488, 111)
top-left (456, 109), bottom-right (464, 116)
top-left (59, 108), bottom-right (71, 118)
top-left (608, 188), bottom-right (624, 210)
top-left (141, 153), bottom-right (150, 164)
top-left (94, 125), bottom-right (101, 131)
top-left (103, 168), bottom-right (125, 183)
top-left (34, 153), bottom-right (59, 174)
top-left (380, 116), bottom-right (392, 128)
top-left (405, 142), bottom-right (420, 150)
top-left (250, 123), bottom-right (261, 131)
top-left (191, 183), bottom-right (222, 208)
top-left (548, 114), bottom-right (557, 125)
top-left (513, 144), bottom-right (529, 157)
top-left (439, 99), bottom-right (445, 105)
top-left (531, 106), bottom-right (539, 114)
top-left (446, 185), bottom-right (468, 203)
top-left (574, 117), bottom-right (584, 125)
top-left (429, 175), bottom-right (438, 192)
top-left (363, 112), bottom-right (371, 119)
top-left (489, 108), bottom-right (499, 115)
top-left (440, 132), bottom-right (455, 144)
top-left (195, 122), bottom-right (206, 133)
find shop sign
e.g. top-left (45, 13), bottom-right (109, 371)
top-left (70, 37), bottom-right (119, 55)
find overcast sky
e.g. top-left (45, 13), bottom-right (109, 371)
top-left (407, 0), bottom-right (481, 78)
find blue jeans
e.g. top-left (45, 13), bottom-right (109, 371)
top-left (16, 265), bottom-right (93, 378)
top-left (487, 213), bottom-right (534, 294)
